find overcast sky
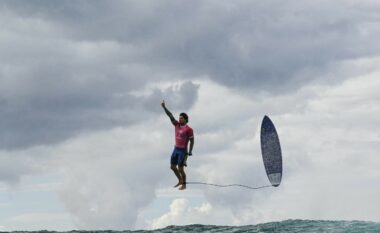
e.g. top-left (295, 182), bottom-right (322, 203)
top-left (1, 0), bottom-right (380, 230)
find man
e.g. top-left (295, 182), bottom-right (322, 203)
top-left (161, 100), bottom-right (194, 190)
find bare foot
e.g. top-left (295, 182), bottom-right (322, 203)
top-left (179, 184), bottom-right (186, 190)
top-left (174, 182), bottom-right (182, 188)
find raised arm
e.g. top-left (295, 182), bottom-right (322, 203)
top-left (161, 100), bottom-right (177, 125)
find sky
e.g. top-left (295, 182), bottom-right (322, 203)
top-left (1, 0), bottom-right (380, 231)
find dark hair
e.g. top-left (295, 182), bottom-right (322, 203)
top-left (180, 112), bottom-right (189, 123)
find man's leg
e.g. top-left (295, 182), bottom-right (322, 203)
top-left (171, 164), bottom-right (182, 187)
top-left (178, 166), bottom-right (186, 190)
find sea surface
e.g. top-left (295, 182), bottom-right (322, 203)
top-left (4, 220), bottom-right (380, 233)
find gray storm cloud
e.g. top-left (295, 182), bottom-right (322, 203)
top-left (2, 0), bottom-right (379, 149)
top-left (4, 0), bottom-right (379, 89)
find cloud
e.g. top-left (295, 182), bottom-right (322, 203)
top-left (4, 0), bottom-right (380, 92)
top-left (53, 121), bottom-right (174, 230)
top-left (0, 76), bottom-right (198, 149)
top-left (1, 2), bottom-right (201, 149)
top-left (2, 0), bottom-right (380, 150)
top-left (0, 146), bottom-right (55, 185)
top-left (147, 198), bottom-right (233, 229)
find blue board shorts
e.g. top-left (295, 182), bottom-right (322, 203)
top-left (171, 147), bottom-right (187, 167)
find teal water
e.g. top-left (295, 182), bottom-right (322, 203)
top-left (5, 220), bottom-right (380, 233)
top-left (148, 220), bottom-right (379, 233)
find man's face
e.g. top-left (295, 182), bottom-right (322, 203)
top-left (179, 115), bottom-right (186, 125)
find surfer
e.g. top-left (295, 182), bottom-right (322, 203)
top-left (161, 100), bottom-right (194, 190)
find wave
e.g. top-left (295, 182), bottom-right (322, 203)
top-left (6, 219), bottom-right (380, 233)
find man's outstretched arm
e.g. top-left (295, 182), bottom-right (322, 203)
top-left (161, 100), bottom-right (177, 124)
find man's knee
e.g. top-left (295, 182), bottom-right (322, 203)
top-left (178, 166), bottom-right (184, 172)
top-left (170, 164), bottom-right (177, 170)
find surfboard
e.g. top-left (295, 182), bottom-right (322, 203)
top-left (260, 115), bottom-right (282, 187)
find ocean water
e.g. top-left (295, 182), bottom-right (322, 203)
top-left (4, 220), bottom-right (380, 233)
top-left (145, 220), bottom-right (379, 233)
